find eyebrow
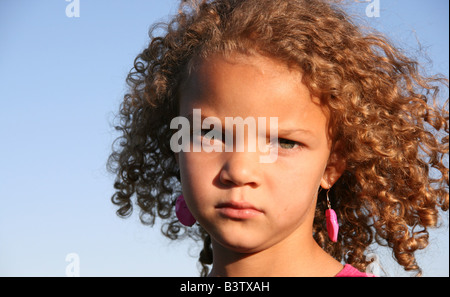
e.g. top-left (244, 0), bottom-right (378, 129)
top-left (185, 112), bottom-right (212, 122)
top-left (184, 112), bottom-right (314, 136)
top-left (278, 127), bottom-right (314, 136)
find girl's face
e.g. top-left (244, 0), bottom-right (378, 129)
top-left (178, 53), bottom-right (341, 254)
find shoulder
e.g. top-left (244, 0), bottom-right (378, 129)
top-left (335, 264), bottom-right (375, 277)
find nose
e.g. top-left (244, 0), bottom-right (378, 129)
top-left (219, 152), bottom-right (262, 188)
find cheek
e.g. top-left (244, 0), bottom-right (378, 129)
top-left (267, 153), bottom-right (328, 214)
top-left (271, 154), bottom-right (327, 194)
top-left (178, 152), bottom-right (219, 204)
top-left (268, 175), bottom-right (319, 231)
top-left (179, 152), bottom-right (204, 192)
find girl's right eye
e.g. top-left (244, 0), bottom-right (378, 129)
top-left (201, 128), bottom-right (212, 137)
top-left (201, 128), bottom-right (214, 138)
top-left (200, 128), bottom-right (224, 142)
top-left (278, 138), bottom-right (302, 150)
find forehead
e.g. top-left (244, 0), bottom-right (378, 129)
top-left (178, 53), bottom-right (328, 130)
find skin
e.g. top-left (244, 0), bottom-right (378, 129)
top-left (177, 53), bottom-right (346, 276)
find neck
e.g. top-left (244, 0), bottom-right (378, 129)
top-left (208, 226), bottom-right (342, 277)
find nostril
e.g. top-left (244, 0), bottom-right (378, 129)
top-left (218, 160), bottom-right (261, 188)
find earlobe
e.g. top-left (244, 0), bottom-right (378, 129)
top-left (320, 150), bottom-right (346, 189)
top-left (320, 148), bottom-right (345, 243)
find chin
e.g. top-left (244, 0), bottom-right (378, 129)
top-left (223, 242), bottom-right (259, 253)
top-left (212, 228), bottom-right (268, 254)
top-left (200, 215), bottom-right (275, 254)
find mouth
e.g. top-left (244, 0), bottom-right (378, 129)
top-left (215, 201), bottom-right (264, 220)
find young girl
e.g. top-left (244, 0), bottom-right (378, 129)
top-left (108, 0), bottom-right (449, 277)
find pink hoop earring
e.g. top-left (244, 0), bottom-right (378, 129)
top-left (325, 189), bottom-right (339, 242)
top-left (175, 194), bottom-right (196, 227)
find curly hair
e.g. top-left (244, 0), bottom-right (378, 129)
top-left (107, 0), bottom-right (449, 276)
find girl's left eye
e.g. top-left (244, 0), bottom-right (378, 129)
top-left (278, 138), bottom-right (302, 149)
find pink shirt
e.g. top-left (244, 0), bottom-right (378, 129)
top-left (335, 264), bottom-right (375, 277)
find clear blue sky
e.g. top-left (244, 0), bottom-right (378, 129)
top-left (0, 0), bottom-right (448, 277)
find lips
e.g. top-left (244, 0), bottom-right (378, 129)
top-left (215, 201), bottom-right (263, 219)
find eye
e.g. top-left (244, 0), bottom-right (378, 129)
top-left (201, 128), bottom-right (224, 142)
top-left (200, 128), bottom-right (212, 138)
top-left (278, 138), bottom-right (302, 149)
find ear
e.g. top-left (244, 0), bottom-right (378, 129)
top-left (320, 141), bottom-right (346, 189)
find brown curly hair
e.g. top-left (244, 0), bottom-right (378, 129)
top-left (107, 0), bottom-right (449, 276)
